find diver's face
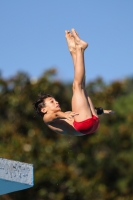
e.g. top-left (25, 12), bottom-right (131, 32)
top-left (44, 97), bottom-right (61, 113)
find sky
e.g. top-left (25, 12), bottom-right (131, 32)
top-left (0, 0), bottom-right (133, 84)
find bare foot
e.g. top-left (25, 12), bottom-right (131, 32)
top-left (65, 30), bottom-right (76, 53)
top-left (71, 28), bottom-right (88, 50)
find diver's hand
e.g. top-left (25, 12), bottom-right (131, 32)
top-left (64, 111), bottom-right (79, 120)
top-left (103, 110), bottom-right (115, 114)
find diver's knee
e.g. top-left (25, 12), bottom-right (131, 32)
top-left (72, 82), bottom-right (80, 91)
top-left (73, 81), bottom-right (84, 91)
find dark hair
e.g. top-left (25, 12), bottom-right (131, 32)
top-left (33, 93), bottom-right (53, 117)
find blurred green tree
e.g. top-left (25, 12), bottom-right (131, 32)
top-left (0, 70), bottom-right (133, 200)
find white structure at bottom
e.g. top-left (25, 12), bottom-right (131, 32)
top-left (0, 158), bottom-right (34, 195)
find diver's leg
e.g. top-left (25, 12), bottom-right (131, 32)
top-left (67, 29), bottom-right (94, 121)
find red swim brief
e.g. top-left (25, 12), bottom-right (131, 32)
top-left (73, 115), bottom-right (100, 135)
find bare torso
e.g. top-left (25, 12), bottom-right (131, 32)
top-left (43, 118), bottom-right (83, 136)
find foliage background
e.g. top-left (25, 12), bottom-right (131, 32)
top-left (0, 69), bottom-right (133, 200)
